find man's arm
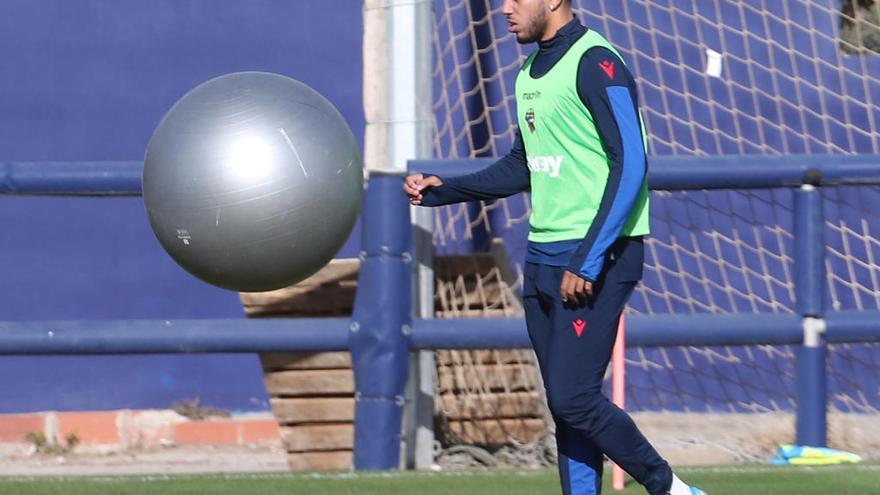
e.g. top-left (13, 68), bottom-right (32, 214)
top-left (566, 47), bottom-right (647, 283)
top-left (408, 130), bottom-right (530, 207)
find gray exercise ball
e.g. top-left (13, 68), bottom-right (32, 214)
top-left (143, 71), bottom-right (363, 292)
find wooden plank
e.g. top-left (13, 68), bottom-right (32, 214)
top-left (443, 418), bottom-right (547, 445)
top-left (434, 254), bottom-right (497, 275)
top-left (243, 259), bottom-right (359, 296)
top-left (244, 288), bottom-right (357, 316)
top-left (242, 290), bottom-right (356, 316)
top-left (260, 352), bottom-right (351, 371)
top-left (287, 451), bottom-right (352, 471)
top-left (241, 282), bottom-right (357, 309)
top-left (264, 370), bottom-right (354, 397)
top-left (242, 282), bottom-right (357, 305)
top-left (245, 288), bottom-right (356, 317)
top-left (438, 391), bottom-right (544, 420)
top-left (435, 350), bottom-right (534, 367)
top-left (436, 364), bottom-right (538, 393)
top-left (270, 398), bottom-right (355, 423)
top-left (241, 259), bottom-right (359, 317)
top-left (281, 424), bottom-right (354, 452)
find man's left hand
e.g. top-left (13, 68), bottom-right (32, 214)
top-left (561, 271), bottom-right (593, 303)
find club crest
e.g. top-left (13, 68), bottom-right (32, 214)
top-left (525, 108), bottom-right (536, 133)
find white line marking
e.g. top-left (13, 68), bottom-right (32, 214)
top-left (2, 463), bottom-right (878, 484)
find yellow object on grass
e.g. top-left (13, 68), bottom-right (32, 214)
top-left (771, 444), bottom-right (862, 465)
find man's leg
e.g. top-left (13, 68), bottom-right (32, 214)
top-left (525, 262), bottom-right (603, 495)
top-left (556, 417), bottom-right (604, 495)
top-left (525, 263), bottom-right (603, 494)
top-left (541, 239), bottom-right (673, 495)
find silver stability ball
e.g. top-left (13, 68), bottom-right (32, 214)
top-left (143, 72), bottom-right (363, 292)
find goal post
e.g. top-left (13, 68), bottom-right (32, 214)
top-left (365, 0), bottom-right (880, 471)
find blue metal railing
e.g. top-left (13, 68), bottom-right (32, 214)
top-left (6, 154), bottom-right (880, 196)
top-left (409, 154), bottom-right (880, 189)
top-left (3, 155), bottom-right (880, 468)
top-left (411, 154), bottom-right (880, 451)
top-left (0, 161), bottom-right (141, 194)
top-left (0, 318), bottom-right (351, 353)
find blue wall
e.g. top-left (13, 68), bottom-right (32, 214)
top-left (0, 0), bottom-right (364, 413)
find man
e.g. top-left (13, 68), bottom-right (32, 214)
top-left (404, 1), bottom-right (707, 494)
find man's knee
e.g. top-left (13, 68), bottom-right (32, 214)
top-left (547, 387), bottom-right (609, 430)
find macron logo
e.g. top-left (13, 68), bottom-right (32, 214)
top-left (600, 60), bottom-right (615, 79)
top-left (527, 155), bottom-right (564, 178)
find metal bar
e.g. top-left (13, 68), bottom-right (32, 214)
top-left (410, 312), bottom-right (804, 349)
top-left (0, 318), bottom-right (350, 354)
top-left (411, 318), bottom-right (529, 349)
top-left (794, 182), bottom-right (828, 448)
top-left (409, 154), bottom-right (880, 189)
top-left (0, 161), bottom-right (142, 195)
top-left (628, 313), bottom-right (804, 347)
top-left (824, 310), bottom-right (880, 343)
top-left (350, 172), bottom-right (412, 470)
top-left (794, 185), bottom-right (825, 317)
top-left (3, 155), bottom-right (879, 197)
top-left (366, 0), bottom-right (435, 470)
top-left (407, 204), bottom-right (436, 470)
top-left (3, 309), bottom-right (877, 355)
top-left (796, 338), bottom-right (828, 447)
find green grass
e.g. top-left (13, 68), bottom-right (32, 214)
top-left (0, 464), bottom-right (877, 495)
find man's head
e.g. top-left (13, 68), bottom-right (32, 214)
top-left (502, 0), bottom-right (573, 44)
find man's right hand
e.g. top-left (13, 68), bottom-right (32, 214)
top-left (403, 173), bottom-right (443, 205)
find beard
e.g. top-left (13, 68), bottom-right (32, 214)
top-left (515, 8), bottom-right (549, 44)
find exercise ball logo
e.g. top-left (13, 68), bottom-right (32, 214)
top-left (142, 72), bottom-right (363, 292)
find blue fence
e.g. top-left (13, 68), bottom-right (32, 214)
top-left (2, 155), bottom-right (880, 469)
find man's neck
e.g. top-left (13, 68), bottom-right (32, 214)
top-left (540, 10), bottom-right (575, 41)
top-left (537, 16), bottom-right (581, 51)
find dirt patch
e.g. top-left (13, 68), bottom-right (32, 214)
top-left (0, 444), bottom-right (288, 476)
top-left (634, 412), bottom-right (880, 465)
top-left (1, 413), bottom-right (877, 476)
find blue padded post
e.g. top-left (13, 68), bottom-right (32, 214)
top-left (794, 177), bottom-right (825, 318)
top-left (350, 171), bottom-right (412, 470)
top-left (796, 338), bottom-right (827, 447)
top-left (793, 174), bottom-right (827, 447)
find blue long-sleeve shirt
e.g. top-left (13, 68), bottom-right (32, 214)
top-left (421, 18), bottom-right (647, 280)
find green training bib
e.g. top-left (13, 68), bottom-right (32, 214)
top-left (516, 30), bottom-right (650, 242)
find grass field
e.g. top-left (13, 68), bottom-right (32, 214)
top-left (0, 464), bottom-right (877, 495)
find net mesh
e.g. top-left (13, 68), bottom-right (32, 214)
top-left (428, 0), bottom-right (880, 463)
top-left (434, 0), bottom-right (880, 157)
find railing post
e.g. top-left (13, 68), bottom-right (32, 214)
top-left (793, 171), bottom-right (827, 447)
top-left (350, 171), bottom-right (412, 470)
top-left (405, 204), bottom-right (436, 469)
